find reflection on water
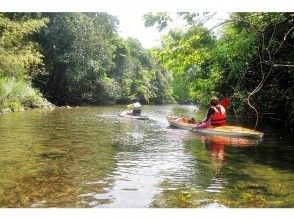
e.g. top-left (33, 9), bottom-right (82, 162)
top-left (0, 105), bottom-right (293, 207)
top-left (200, 135), bottom-right (261, 162)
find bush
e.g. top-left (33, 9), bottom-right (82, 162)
top-left (0, 76), bottom-right (52, 111)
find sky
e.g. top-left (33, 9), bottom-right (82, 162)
top-left (113, 11), bottom-right (169, 49)
top-left (112, 12), bottom-right (230, 48)
top-left (112, 12), bottom-right (183, 48)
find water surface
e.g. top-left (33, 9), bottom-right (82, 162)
top-left (0, 105), bottom-right (293, 207)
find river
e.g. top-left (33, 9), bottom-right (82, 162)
top-left (0, 105), bottom-right (293, 208)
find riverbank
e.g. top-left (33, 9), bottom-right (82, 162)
top-left (0, 101), bottom-right (55, 115)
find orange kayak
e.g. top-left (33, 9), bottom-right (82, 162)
top-left (166, 115), bottom-right (264, 139)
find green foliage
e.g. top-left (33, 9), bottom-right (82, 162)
top-left (147, 12), bottom-right (293, 129)
top-left (143, 12), bottom-right (172, 32)
top-left (152, 67), bottom-right (174, 104)
top-left (33, 13), bottom-right (119, 105)
top-left (29, 13), bottom-right (174, 106)
top-left (0, 13), bottom-right (48, 79)
top-left (216, 13), bottom-right (294, 128)
top-left (109, 36), bottom-right (173, 104)
top-left (152, 25), bottom-right (217, 104)
top-left (0, 13), bottom-right (50, 111)
top-left (0, 77), bottom-right (50, 111)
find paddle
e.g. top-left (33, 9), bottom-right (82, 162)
top-left (190, 97), bottom-right (230, 131)
top-left (190, 126), bottom-right (197, 131)
top-left (219, 97), bottom-right (230, 109)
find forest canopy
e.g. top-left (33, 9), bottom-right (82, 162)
top-left (0, 12), bottom-right (293, 129)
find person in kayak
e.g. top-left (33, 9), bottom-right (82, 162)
top-left (126, 98), bottom-right (142, 116)
top-left (195, 96), bottom-right (226, 128)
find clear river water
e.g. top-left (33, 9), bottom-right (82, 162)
top-left (0, 105), bottom-right (293, 208)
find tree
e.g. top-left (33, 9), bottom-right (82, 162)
top-left (34, 12), bottom-right (119, 105)
top-left (0, 13), bottom-right (50, 111)
top-left (215, 13), bottom-right (294, 129)
top-left (151, 25), bottom-right (218, 104)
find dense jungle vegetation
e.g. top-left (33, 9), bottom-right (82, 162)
top-left (0, 12), bottom-right (293, 130)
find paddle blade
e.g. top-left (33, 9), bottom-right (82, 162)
top-left (220, 98), bottom-right (230, 109)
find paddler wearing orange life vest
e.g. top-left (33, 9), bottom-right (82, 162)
top-left (195, 96), bottom-right (226, 129)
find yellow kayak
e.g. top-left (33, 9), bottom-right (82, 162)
top-left (166, 115), bottom-right (264, 139)
top-left (166, 115), bottom-right (196, 130)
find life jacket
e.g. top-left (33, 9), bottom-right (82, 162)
top-left (210, 104), bottom-right (226, 126)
